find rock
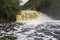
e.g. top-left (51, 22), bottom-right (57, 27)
top-left (53, 35), bottom-right (60, 40)
top-left (54, 30), bottom-right (60, 35)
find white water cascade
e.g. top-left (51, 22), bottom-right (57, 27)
top-left (13, 12), bottom-right (60, 40)
top-left (0, 12), bottom-right (60, 40)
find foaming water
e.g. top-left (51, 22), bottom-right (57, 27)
top-left (17, 12), bottom-right (53, 25)
top-left (14, 13), bottom-right (60, 40)
top-left (14, 22), bottom-right (60, 40)
top-left (0, 12), bottom-right (60, 40)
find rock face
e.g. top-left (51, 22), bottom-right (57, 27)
top-left (21, 0), bottom-right (60, 20)
top-left (16, 10), bottom-right (39, 22)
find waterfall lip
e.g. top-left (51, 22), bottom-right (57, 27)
top-left (16, 11), bottom-right (60, 26)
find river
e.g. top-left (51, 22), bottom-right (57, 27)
top-left (0, 13), bottom-right (60, 40)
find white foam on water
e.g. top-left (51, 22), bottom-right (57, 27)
top-left (14, 12), bottom-right (60, 40)
top-left (19, 12), bottom-right (60, 26)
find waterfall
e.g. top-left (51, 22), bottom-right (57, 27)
top-left (0, 11), bottom-right (60, 40)
top-left (14, 12), bottom-right (60, 40)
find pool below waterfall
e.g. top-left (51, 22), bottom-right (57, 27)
top-left (0, 22), bottom-right (60, 40)
top-left (0, 13), bottom-right (60, 40)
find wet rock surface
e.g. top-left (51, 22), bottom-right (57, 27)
top-left (0, 22), bottom-right (60, 40)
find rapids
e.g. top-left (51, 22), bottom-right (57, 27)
top-left (0, 13), bottom-right (60, 40)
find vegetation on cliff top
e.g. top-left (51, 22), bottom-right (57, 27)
top-left (0, 0), bottom-right (20, 22)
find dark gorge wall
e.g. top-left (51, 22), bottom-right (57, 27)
top-left (40, 0), bottom-right (60, 20)
top-left (22, 0), bottom-right (60, 20)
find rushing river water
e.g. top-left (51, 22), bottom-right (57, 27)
top-left (0, 13), bottom-right (60, 40)
top-left (0, 22), bottom-right (60, 40)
